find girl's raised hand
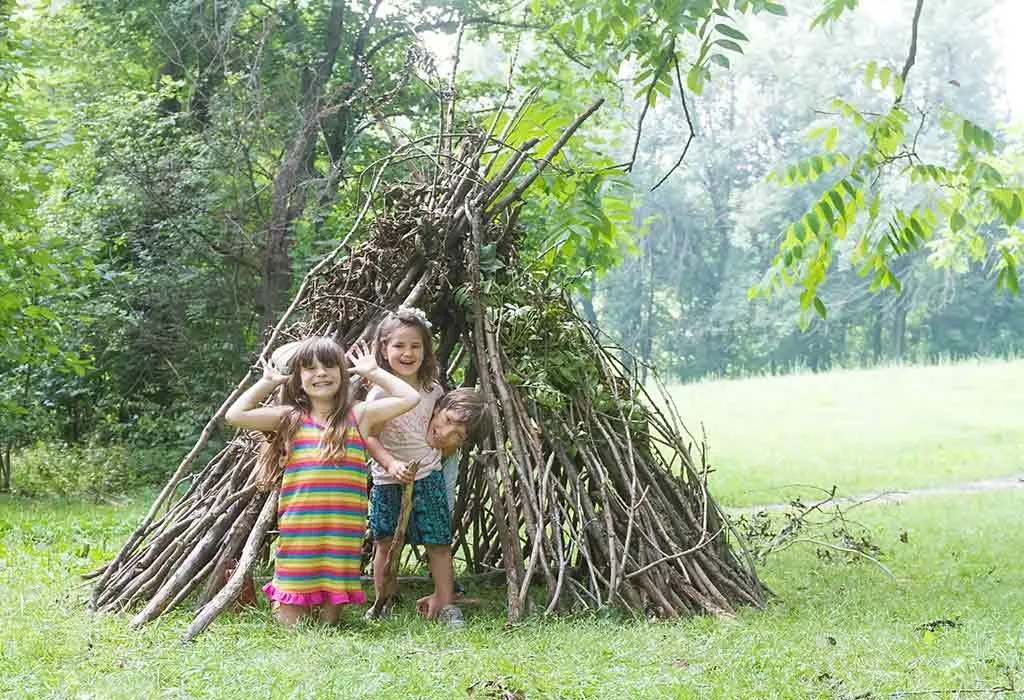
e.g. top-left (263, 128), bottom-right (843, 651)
top-left (260, 358), bottom-right (291, 386)
top-left (345, 340), bottom-right (379, 376)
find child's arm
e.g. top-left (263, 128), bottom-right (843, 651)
top-left (347, 342), bottom-right (421, 433)
top-left (224, 362), bottom-right (292, 432)
top-left (366, 434), bottom-right (415, 484)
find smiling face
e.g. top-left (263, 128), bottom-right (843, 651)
top-left (426, 407), bottom-right (468, 454)
top-left (283, 337), bottom-right (350, 412)
top-left (298, 359), bottom-right (343, 401)
top-left (383, 325), bottom-right (425, 382)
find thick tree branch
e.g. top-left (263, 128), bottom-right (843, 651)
top-left (314, 0), bottom-right (347, 89)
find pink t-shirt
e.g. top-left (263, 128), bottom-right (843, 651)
top-left (367, 383), bottom-right (443, 485)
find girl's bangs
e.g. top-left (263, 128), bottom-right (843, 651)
top-left (295, 337), bottom-right (344, 368)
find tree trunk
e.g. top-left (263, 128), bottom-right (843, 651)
top-left (0, 441), bottom-right (10, 492)
top-left (638, 236), bottom-right (654, 383)
top-left (870, 313), bottom-right (883, 363)
top-left (893, 305), bottom-right (907, 360)
top-left (91, 105), bottom-right (764, 638)
top-left (577, 270), bottom-right (599, 328)
top-left (260, 0), bottom-right (346, 330)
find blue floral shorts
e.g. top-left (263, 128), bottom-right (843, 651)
top-left (369, 470), bottom-right (451, 545)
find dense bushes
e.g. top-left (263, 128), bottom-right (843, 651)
top-left (8, 443), bottom-right (182, 499)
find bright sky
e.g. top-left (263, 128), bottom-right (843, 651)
top-left (996, 0), bottom-right (1024, 120)
top-left (423, 0), bottom-right (1023, 123)
top-left (836, 0), bottom-right (1021, 122)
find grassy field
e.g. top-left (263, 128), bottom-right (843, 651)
top-left (2, 361), bottom-right (1023, 699)
top-left (668, 359), bottom-right (1024, 507)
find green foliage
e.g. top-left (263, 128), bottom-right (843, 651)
top-left (486, 270), bottom-right (626, 415)
top-left (811, 0), bottom-right (860, 30)
top-left (759, 22), bottom-right (1024, 324)
top-left (520, 170), bottom-right (639, 288)
top-left (6, 442), bottom-right (178, 499)
top-left (0, 5), bottom-right (96, 468)
top-left (592, 0), bottom-right (1024, 379)
top-left (41, 89), bottom-right (259, 443)
top-left (525, 0), bottom-right (787, 117)
top-left (471, 94), bottom-right (641, 288)
top-left (1, 0), bottom-right (1021, 461)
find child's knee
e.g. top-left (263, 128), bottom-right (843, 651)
top-left (274, 603), bottom-right (305, 626)
top-left (425, 543), bottom-right (451, 559)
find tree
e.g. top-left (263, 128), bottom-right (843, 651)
top-left (760, 0), bottom-right (1023, 318)
top-left (0, 3), bottom-right (91, 489)
top-left (89, 115), bottom-right (764, 636)
top-left (589, 0), bottom-right (1022, 377)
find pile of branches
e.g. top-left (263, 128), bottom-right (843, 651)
top-left (88, 99), bottom-right (763, 640)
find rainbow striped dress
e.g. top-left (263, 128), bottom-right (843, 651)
top-left (262, 414), bottom-right (369, 607)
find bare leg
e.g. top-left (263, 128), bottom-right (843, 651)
top-left (318, 603), bottom-right (342, 625)
top-left (422, 544), bottom-right (454, 619)
top-left (372, 537), bottom-right (394, 603)
top-left (273, 603), bottom-right (306, 627)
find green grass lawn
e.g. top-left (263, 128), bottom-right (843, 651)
top-left (2, 490), bottom-right (1022, 699)
top-left (667, 359), bottom-right (1024, 507)
top-left (3, 361), bottom-right (1023, 699)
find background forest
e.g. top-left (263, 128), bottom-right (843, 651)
top-left (1, 0), bottom-right (1021, 494)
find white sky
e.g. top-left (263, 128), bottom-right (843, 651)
top-left (858, 0), bottom-right (1024, 122)
top-left (424, 0), bottom-right (1023, 124)
top-left (995, 0), bottom-right (1024, 120)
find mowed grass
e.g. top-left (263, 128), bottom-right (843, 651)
top-left (2, 490), bottom-right (1023, 699)
top-left (3, 360), bottom-right (1024, 698)
top-left (667, 359), bottom-right (1024, 507)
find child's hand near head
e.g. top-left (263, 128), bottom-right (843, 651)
top-left (221, 335), bottom-right (424, 627)
top-left (344, 339), bottom-right (380, 377)
top-left (260, 357), bottom-right (291, 387)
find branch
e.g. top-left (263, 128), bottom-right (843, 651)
top-left (896, 0), bottom-right (925, 104)
top-left (485, 98), bottom-right (605, 220)
top-left (351, 0), bottom-right (384, 68)
top-left (627, 43), bottom-right (674, 173)
top-left (650, 54), bottom-right (697, 192)
top-left (774, 537), bottom-right (896, 579)
top-left (879, 688), bottom-right (1018, 697)
top-left (547, 33), bottom-right (592, 70)
top-left (365, 16), bottom-right (540, 65)
top-left (624, 525), bottom-right (726, 580)
top-left (314, 0), bottom-right (346, 93)
top-left (909, 106), bottom-right (927, 153)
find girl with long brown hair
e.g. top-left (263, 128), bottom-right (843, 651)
top-left (225, 336), bottom-right (420, 626)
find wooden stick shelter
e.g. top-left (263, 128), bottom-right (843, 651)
top-left (87, 99), bottom-right (764, 640)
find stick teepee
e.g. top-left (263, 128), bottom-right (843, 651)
top-left (87, 97), bottom-right (764, 640)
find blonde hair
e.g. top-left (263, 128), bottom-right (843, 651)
top-left (255, 336), bottom-right (353, 491)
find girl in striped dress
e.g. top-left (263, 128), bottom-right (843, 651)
top-left (225, 336), bottom-right (421, 626)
